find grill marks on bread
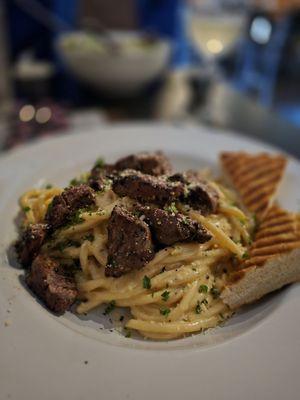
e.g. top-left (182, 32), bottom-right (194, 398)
top-left (220, 152), bottom-right (287, 221)
top-left (243, 206), bottom-right (300, 267)
top-left (221, 206), bottom-right (300, 309)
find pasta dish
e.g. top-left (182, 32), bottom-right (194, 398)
top-left (14, 151), bottom-right (271, 340)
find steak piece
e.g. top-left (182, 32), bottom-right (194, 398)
top-left (168, 170), bottom-right (204, 184)
top-left (88, 163), bottom-right (115, 191)
top-left (105, 205), bottom-right (155, 277)
top-left (88, 151), bottom-right (172, 190)
top-left (186, 182), bottom-right (219, 214)
top-left (114, 151), bottom-right (172, 176)
top-left (16, 223), bottom-right (49, 267)
top-left (112, 170), bottom-right (184, 206)
top-left (137, 205), bottom-right (211, 246)
top-left (169, 172), bottom-right (219, 214)
top-left (45, 184), bottom-right (95, 230)
top-left (26, 255), bottom-right (78, 314)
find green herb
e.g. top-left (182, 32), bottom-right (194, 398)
top-left (210, 286), bottom-right (220, 299)
top-left (183, 186), bottom-right (190, 199)
top-left (103, 300), bottom-right (116, 315)
top-left (107, 258), bottom-right (117, 268)
top-left (201, 299), bottom-right (208, 305)
top-left (45, 184), bottom-right (53, 189)
top-left (46, 201), bottom-right (54, 215)
top-left (180, 214), bottom-right (190, 226)
top-left (195, 301), bottom-right (202, 314)
top-left (161, 291), bottom-right (170, 302)
top-left (69, 178), bottom-right (80, 186)
top-left (55, 240), bottom-right (80, 252)
top-left (119, 315), bottom-right (124, 322)
top-left (93, 158), bottom-right (105, 169)
top-left (125, 329), bottom-right (131, 338)
top-left (132, 209), bottom-right (142, 218)
top-left (164, 202), bottom-right (178, 214)
top-left (83, 233), bottom-right (94, 242)
top-left (142, 275), bottom-right (151, 289)
top-left (242, 251), bottom-right (249, 260)
top-left (69, 174), bottom-right (88, 187)
top-left (160, 308), bottom-right (171, 316)
top-left (68, 209), bottom-right (84, 225)
top-left (199, 284), bottom-right (208, 293)
top-left (22, 206), bottom-right (31, 213)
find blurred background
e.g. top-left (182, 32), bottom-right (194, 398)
top-left (1, 0), bottom-right (300, 156)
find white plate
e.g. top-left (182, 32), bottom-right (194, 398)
top-left (1, 124), bottom-right (300, 400)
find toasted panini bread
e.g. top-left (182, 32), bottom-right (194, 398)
top-left (220, 152), bottom-right (287, 221)
top-left (221, 206), bottom-right (300, 309)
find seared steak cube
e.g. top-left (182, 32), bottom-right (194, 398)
top-left (105, 205), bottom-right (155, 277)
top-left (45, 184), bottom-right (95, 229)
top-left (137, 205), bottom-right (211, 246)
top-left (169, 172), bottom-right (219, 214)
top-left (26, 255), bottom-right (77, 314)
top-left (16, 223), bottom-right (49, 267)
top-left (186, 182), bottom-right (219, 214)
top-left (112, 170), bottom-right (184, 206)
top-left (114, 151), bottom-right (172, 176)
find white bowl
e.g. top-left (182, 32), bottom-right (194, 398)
top-left (57, 31), bottom-right (171, 95)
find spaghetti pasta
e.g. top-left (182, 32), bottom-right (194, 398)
top-left (18, 169), bottom-right (251, 340)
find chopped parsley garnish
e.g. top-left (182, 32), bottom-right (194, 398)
top-left (55, 240), bottom-right (80, 252)
top-left (199, 284), bottom-right (208, 293)
top-left (69, 174), bottom-right (88, 187)
top-left (181, 215), bottom-right (190, 225)
top-left (160, 307), bottom-right (171, 316)
top-left (125, 329), bottom-right (132, 338)
top-left (94, 158), bottom-right (105, 169)
top-left (132, 209), bottom-right (142, 218)
top-left (69, 178), bottom-right (81, 187)
top-left (142, 275), bottom-right (151, 289)
top-left (242, 251), bottom-right (249, 260)
top-left (22, 206), bottom-right (31, 213)
top-left (210, 286), bottom-right (220, 299)
top-left (107, 258), bottom-right (117, 268)
top-left (68, 209), bottom-right (84, 225)
top-left (83, 233), bottom-right (94, 242)
top-left (195, 301), bottom-right (202, 314)
top-left (103, 300), bottom-right (116, 315)
top-left (45, 184), bottom-right (53, 189)
top-left (164, 202), bottom-right (178, 214)
top-left (201, 299), bottom-right (208, 305)
top-left (161, 291), bottom-right (170, 302)
top-left (183, 186), bottom-right (190, 199)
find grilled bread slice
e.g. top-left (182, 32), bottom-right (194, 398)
top-left (220, 152), bottom-right (287, 222)
top-left (221, 206), bottom-right (300, 309)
